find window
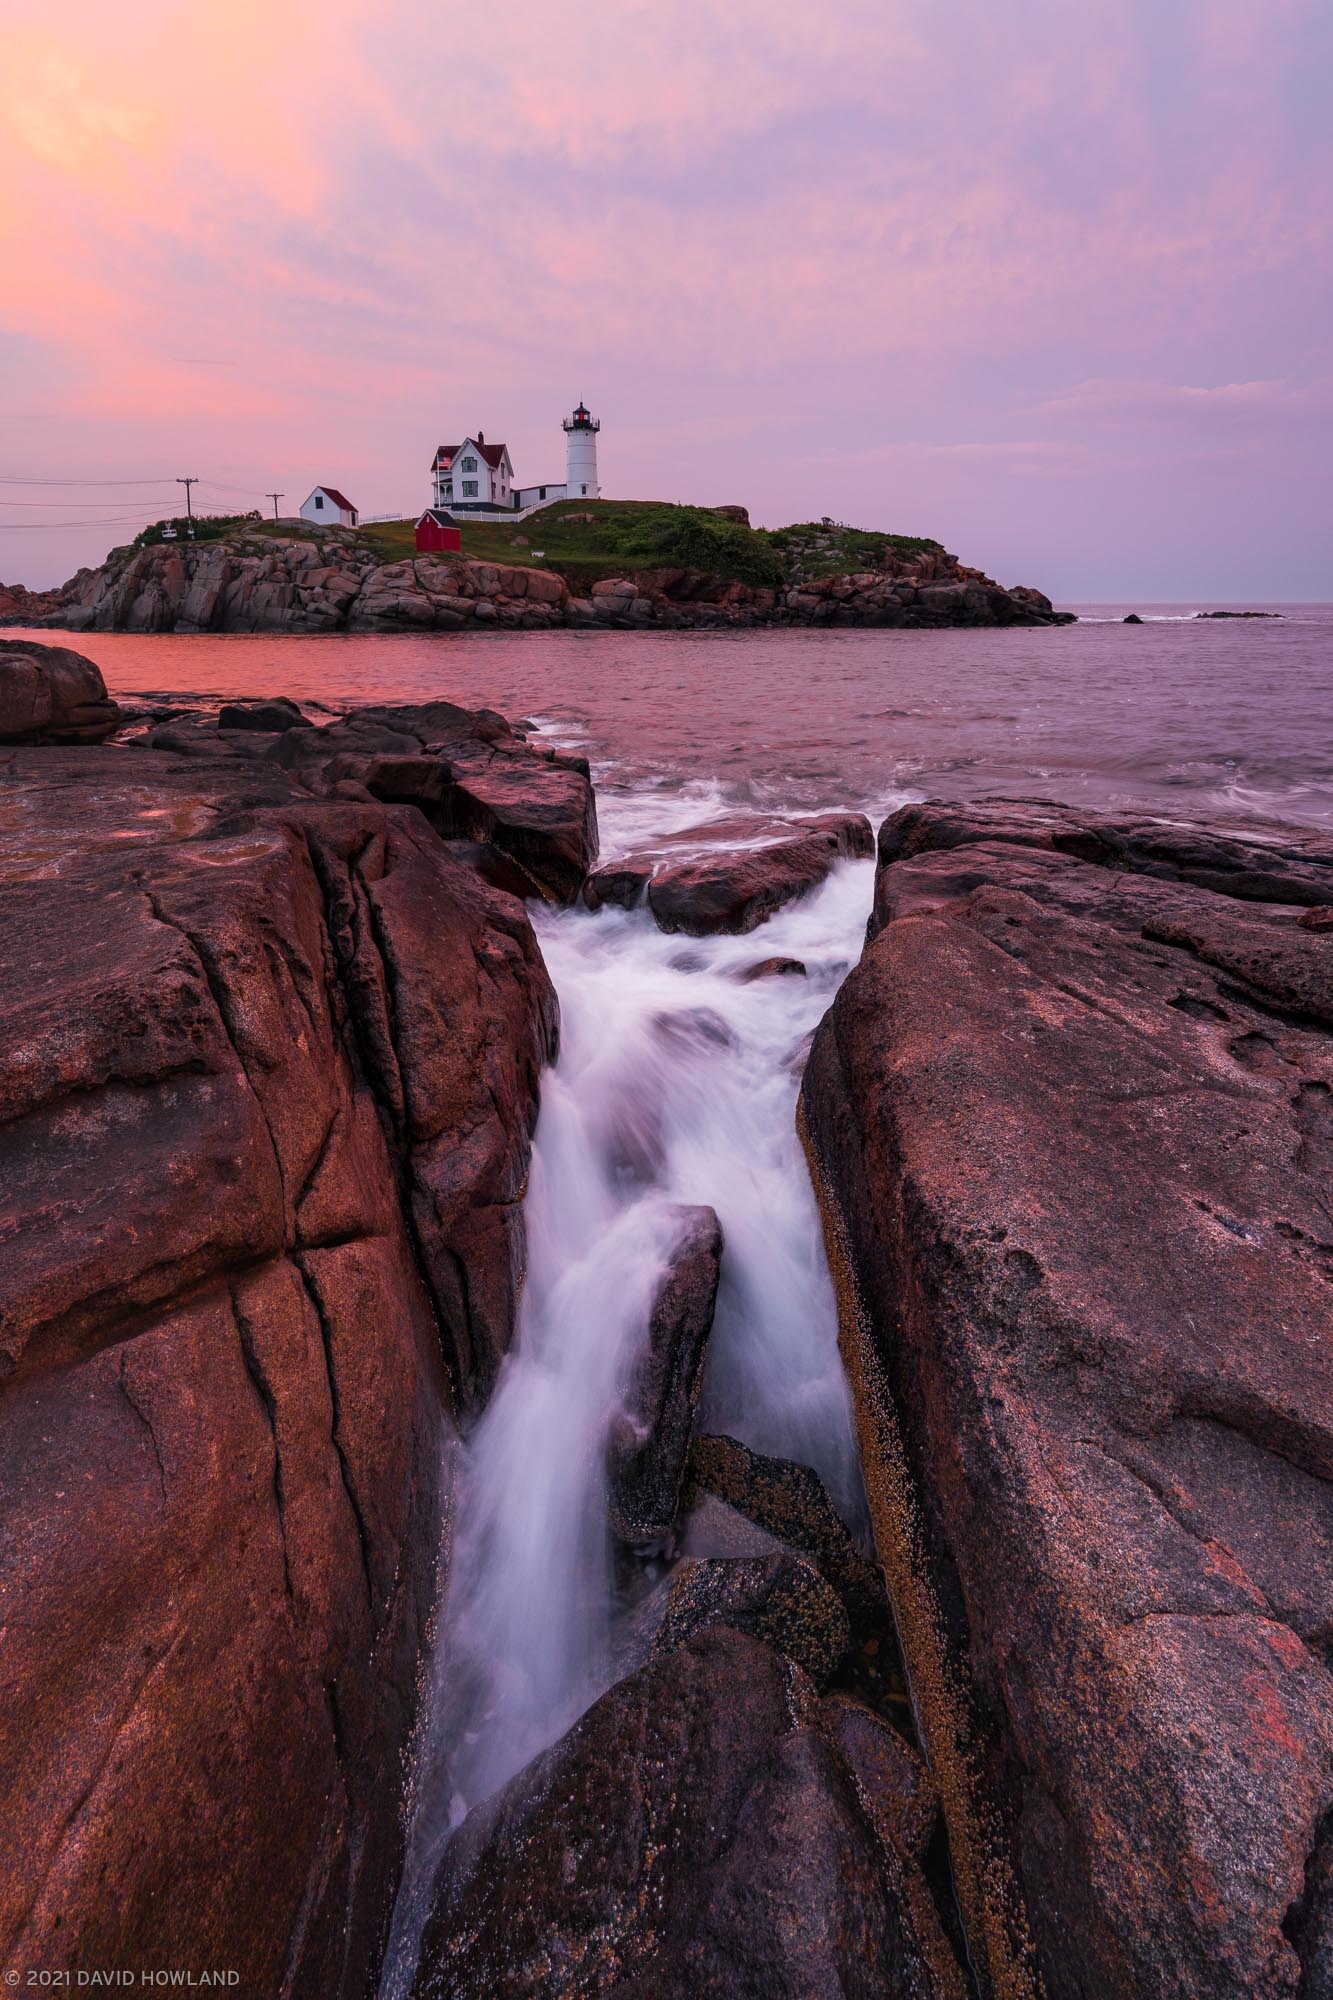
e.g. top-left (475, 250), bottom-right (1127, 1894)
top-left (314, 495), bottom-right (324, 509)
top-left (581, 484), bottom-right (587, 494)
top-left (461, 455), bottom-right (477, 471)
top-left (462, 480), bottom-right (478, 497)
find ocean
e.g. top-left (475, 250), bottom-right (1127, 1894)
top-left (19, 604), bottom-right (1332, 839)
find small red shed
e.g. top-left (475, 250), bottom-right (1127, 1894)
top-left (415, 508), bottom-right (462, 554)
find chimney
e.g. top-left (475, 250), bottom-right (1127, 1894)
top-left (478, 431), bottom-right (484, 444)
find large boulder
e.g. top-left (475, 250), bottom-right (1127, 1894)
top-left (272, 700), bottom-right (598, 902)
top-left (607, 1204), bottom-right (723, 1547)
top-left (409, 1627), bottom-right (964, 1999)
top-left (0, 746), bottom-right (556, 1994)
top-left (800, 796), bottom-right (1333, 2000)
top-left (646, 812), bottom-right (873, 936)
top-left (0, 638), bottom-right (121, 742)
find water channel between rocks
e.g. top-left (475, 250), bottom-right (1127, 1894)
top-left (380, 780), bottom-right (895, 1998)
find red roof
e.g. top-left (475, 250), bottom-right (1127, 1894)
top-left (432, 438), bottom-right (508, 470)
top-left (317, 486), bottom-right (356, 513)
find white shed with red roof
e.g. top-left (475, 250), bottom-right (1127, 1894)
top-left (299, 485), bottom-right (359, 529)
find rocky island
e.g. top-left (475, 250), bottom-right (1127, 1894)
top-left (1, 501), bottom-right (1072, 634)
top-left (2, 639), bottom-right (1329, 2000)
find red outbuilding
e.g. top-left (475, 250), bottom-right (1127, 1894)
top-left (415, 508), bottom-right (462, 553)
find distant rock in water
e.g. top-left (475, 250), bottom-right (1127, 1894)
top-left (1123, 612), bottom-right (1144, 622)
top-left (0, 637), bottom-right (121, 742)
top-left (2, 524), bottom-right (1075, 633)
top-left (1196, 609), bottom-right (1282, 618)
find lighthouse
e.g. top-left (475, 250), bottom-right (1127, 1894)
top-left (562, 401), bottom-right (601, 499)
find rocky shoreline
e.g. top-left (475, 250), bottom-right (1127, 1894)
top-left (1, 526), bottom-right (1072, 634)
top-left (2, 638), bottom-right (1329, 2000)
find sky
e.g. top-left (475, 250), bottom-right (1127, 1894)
top-left (1, 0), bottom-right (1329, 597)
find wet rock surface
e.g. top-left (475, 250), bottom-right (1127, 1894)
top-left (582, 861), bottom-right (652, 910)
top-left (217, 694), bottom-right (313, 732)
top-left (647, 811), bottom-right (874, 935)
top-left (688, 1433), bottom-right (886, 1628)
top-left (409, 1627), bottom-right (964, 1999)
top-left (801, 794), bottom-right (1333, 2000)
top-left (0, 741), bottom-right (556, 1992)
top-left (263, 698), bottom-right (598, 903)
top-left (685, 1434), bottom-right (909, 1721)
top-left (735, 953), bottom-right (808, 981)
top-left (0, 637), bottom-right (122, 742)
top-left (607, 1205), bottom-right (723, 1548)
top-left (32, 649), bottom-right (600, 905)
top-left (652, 1552), bottom-right (851, 1685)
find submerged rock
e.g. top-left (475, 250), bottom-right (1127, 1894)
top-left (409, 1627), bottom-right (964, 1999)
top-left (0, 638), bottom-right (121, 742)
top-left (582, 862), bottom-right (651, 910)
top-left (647, 812), bottom-right (873, 936)
top-left (0, 745), bottom-right (556, 1992)
top-left (608, 1205), bottom-right (723, 1548)
top-left (735, 953), bottom-right (808, 981)
top-left (801, 794), bottom-right (1333, 2000)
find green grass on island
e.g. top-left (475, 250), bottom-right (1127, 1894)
top-left (127, 500), bottom-right (943, 591)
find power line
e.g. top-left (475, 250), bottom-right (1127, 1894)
top-left (0, 514), bottom-right (153, 531)
top-left (0, 498), bottom-right (169, 508)
top-left (266, 492), bottom-right (284, 520)
top-left (0, 475), bottom-right (179, 487)
top-left (177, 477), bottom-right (198, 521)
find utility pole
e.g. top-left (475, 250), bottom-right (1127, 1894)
top-left (266, 492), bottom-right (284, 521)
top-left (176, 477), bottom-right (198, 534)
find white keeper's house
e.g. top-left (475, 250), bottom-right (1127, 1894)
top-left (430, 434), bottom-right (515, 512)
top-left (430, 403), bottom-right (601, 515)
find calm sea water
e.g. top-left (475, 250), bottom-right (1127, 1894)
top-left (16, 604), bottom-right (1333, 833)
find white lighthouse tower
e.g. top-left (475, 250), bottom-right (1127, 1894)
top-left (562, 400), bottom-right (601, 499)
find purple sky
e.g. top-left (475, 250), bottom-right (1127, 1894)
top-left (2, 0), bottom-right (1330, 596)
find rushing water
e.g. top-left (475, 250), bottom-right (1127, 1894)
top-left (380, 784), bottom-right (877, 1996)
